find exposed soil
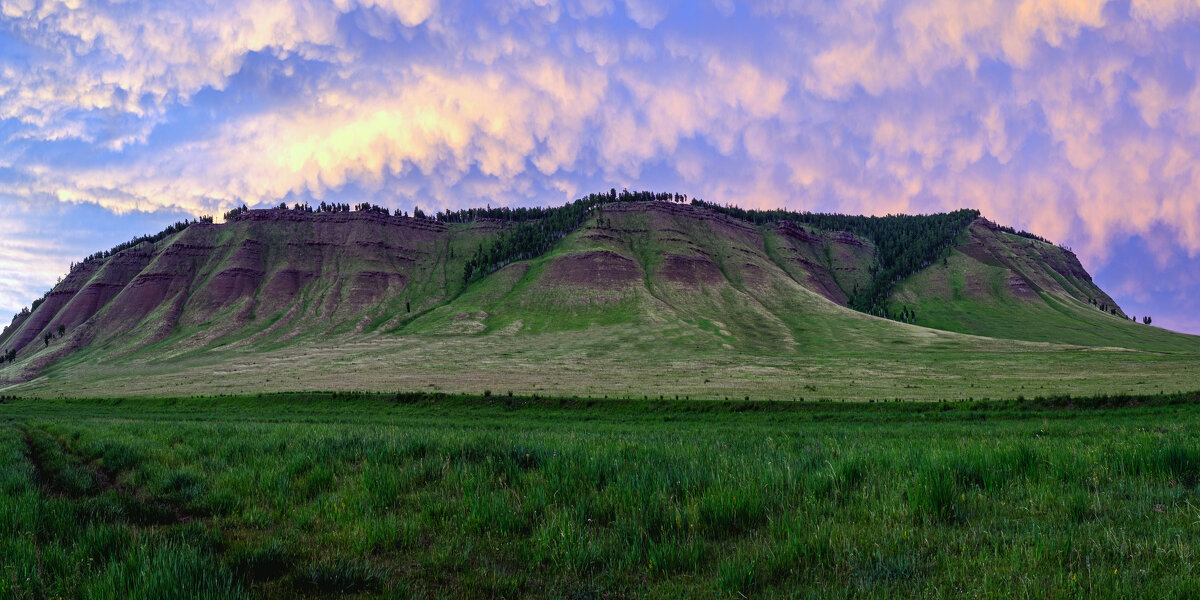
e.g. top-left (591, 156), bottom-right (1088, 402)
top-left (344, 270), bottom-right (408, 309)
top-left (967, 221), bottom-right (1107, 306)
top-left (99, 272), bottom-right (190, 335)
top-left (738, 262), bottom-right (772, 288)
top-left (542, 250), bottom-right (642, 288)
top-left (0, 208), bottom-right (476, 377)
top-left (773, 223), bottom-right (871, 305)
top-left (659, 253), bottom-right (726, 286)
top-left (54, 283), bottom-right (128, 330)
top-left (957, 233), bottom-right (1007, 268)
top-left (582, 232), bottom-right (621, 244)
top-left (192, 268), bottom-right (266, 313)
top-left (1006, 273), bottom-right (1038, 300)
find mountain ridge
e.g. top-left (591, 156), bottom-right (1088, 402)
top-left (2, 193), bottom-right (1197, 398)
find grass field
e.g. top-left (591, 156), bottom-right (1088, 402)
top-left (4, 393), bottom-right (1200, 598)
top-left (12, 318), bottom-right (1200, 401)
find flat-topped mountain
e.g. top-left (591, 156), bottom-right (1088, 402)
top-left (3, 193), bottom-right (1197, 399)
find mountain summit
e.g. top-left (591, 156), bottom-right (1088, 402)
top-left (3, 193), bottom-right (1197, 399)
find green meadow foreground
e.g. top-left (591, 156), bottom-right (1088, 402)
top-left (3, 394), bottom-right (1200, 598)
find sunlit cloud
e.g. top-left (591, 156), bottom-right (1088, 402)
top-left (1, 0), bottom-right (1199, 332)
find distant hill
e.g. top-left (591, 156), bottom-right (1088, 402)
top-left (2, 194), bottom-right (1198, 399)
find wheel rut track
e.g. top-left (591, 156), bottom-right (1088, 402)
top-left (15, 423), bottom-right (354, 597)
top-left (19, 424), bottom-right (60, 498)
top-left (18, 424), bottom-right (198, 525)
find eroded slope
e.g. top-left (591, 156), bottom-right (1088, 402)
top-left (890, 219), bottom-right (1193, 351)
top-left (2, 200), bottom-right (1198, 395)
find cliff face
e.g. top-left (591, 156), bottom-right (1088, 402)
top-left (0, 210), bottom-right (504, 377)
top-left (964, 219), bottom-right (1116, 308)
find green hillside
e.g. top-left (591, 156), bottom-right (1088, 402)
top-left (2, 195), bottom-right (1198, 400)
top-left (890, 220), bottom-right (1196, 352)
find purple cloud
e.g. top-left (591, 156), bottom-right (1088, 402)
top-left (1, 0), bottom-right (1198, 332)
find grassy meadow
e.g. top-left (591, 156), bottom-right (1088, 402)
top-left (13, 315), bottom-right (1200, 401)
top-left (3, 392), bottom-right (1200, 598)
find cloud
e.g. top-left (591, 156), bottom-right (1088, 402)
top-left (0, 214), bottom-right (69, 319)
top-left (2, 0), bottom-right (1200, 331)
top-left (350, 0), bottom-right (438, 26)
top-left (1, 5), bottom-right (792, 216)
top-left (782, 0), bottom-right (1111, 100)
top-left (1130, 0), bottom-right (1200, 27)
top-left (623, 0), bottom-right (669, 28)
top-left (0, 0), bottom-right (440, 146)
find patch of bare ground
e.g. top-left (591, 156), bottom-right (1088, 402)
top-left (541, 250), bottom-right (642, 288)
top-left (660, 253), bottom-right (725, 286)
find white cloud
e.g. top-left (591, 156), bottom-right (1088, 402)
top-left (0, 0), bottom-right (443, 145)
top-left (623, 0), bottom-right (668, 28)
top-left (2, 0), bottom-right (1200, 283)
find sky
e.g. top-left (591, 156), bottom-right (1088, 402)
top-left (0, 0), bottom-right (1198, 334)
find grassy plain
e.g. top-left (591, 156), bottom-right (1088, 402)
top-left (11, 318), bottom-right (1200, 400)
top-left (3, 393), bottom-right (1200, 598)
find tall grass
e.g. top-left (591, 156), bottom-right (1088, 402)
top-left (2, 394), bottom-right (1199, 598)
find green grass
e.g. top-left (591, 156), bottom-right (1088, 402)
top-left (888, 225), bottom-right (1194, 353)
top-left (3, 392), bottom-right (1200, 598)
top-left (14, 315), bottom-right (1200, 401)
top-left (893, 251), bottom-right (1193, 352)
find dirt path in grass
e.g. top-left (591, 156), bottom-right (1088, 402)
top-left (19, 425), bottom-right (60, 498)
top-left (19, 424), bottom-right (198, 524)
top-left (16, 423), bottom-right (363, 597)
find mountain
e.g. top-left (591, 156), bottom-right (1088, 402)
top-left (888, 218), bottom-right (1194, 351)
top-left (2, 195), bottom-right (1198, 399)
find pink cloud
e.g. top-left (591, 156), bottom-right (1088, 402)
top-left (1, 0), bottom-right (1199, 305)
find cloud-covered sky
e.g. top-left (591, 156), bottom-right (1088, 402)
top-left (1, 0), bottom-right (1198, 333)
